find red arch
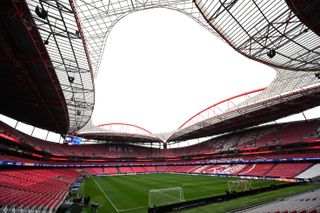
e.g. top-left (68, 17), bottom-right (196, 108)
top-left (97, 122), bottom-right (163, 141)
top-left (168, 87), bottom-right (266, 141)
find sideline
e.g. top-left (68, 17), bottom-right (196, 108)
top-left (91, 176), bottom-right (120, 212)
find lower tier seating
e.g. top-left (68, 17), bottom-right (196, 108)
top-left (0, 162), bottom-right (312, 210)
top-left (0, 168), bottom-right (80, 211)
top-left (82, 162), bottom-right (314, 178)
top-left (265, 163), bottom-right (312, 178)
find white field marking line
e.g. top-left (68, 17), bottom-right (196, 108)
top-left (118, 205), bottom-right (148, 212)
top-left (91, 176), bottom-right (120, 213)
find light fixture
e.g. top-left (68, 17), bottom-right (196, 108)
top-left (68, 76), bottom-right (75, 83)
top-left (76, 30), bottom-right (81, 38)
top-left (35, 6), bottom-right (48, 19)
top-left (267, 49), bottom-right (276, 58)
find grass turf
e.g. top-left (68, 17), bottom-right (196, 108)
top-left (78, 174), bottom-right (317, 213)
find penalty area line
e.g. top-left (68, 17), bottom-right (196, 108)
top-left (91, 176), bottom-right (120, 212)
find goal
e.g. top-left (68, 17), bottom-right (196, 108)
top-left (148, 187), bottom-right (185, 207)
top-left (228, 179), bottom-right (252, 193)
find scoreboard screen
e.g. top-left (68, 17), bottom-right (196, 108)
top-left (64, 136), bottom-right (83, 144)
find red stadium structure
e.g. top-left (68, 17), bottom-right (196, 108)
top-left (0, 0), bottom-right (320, 212)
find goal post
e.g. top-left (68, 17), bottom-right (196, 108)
top-left (148, 187), bottom-right (185, 207)
top-left (228, 179), bottom-right (252, 193)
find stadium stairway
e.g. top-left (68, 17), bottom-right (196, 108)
top-left (263, 164), bottom-right (278, 176)
top-left (115, 167), bottom-right (121, 174)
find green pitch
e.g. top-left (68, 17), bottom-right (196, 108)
top-left (78, 173), bottom-right (317, 213)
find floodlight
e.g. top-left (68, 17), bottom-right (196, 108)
top-left (68, 76), bottom-right (75, 83)
top-left (267, 49), bottom-right (276, 58)
top-left (76, 30), bottom-right (81, 38)
top-left (35, 6), bottom-right (48, 19)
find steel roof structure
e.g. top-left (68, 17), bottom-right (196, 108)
top-left (1, 0), bottom-right (320, 143)
top-left (0, 0), bottom-right (69, 133)
top-left (195, 0), bottom-right (320, 71)
top-left (77, 122), bottom-right (163, 143)
top-left (25, 0), bottom-right (95, 133)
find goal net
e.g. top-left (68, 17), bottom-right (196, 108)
top-left (148, 187), bottom-right (185, 207)
top-left (228, 179), bottom-right (252, 193)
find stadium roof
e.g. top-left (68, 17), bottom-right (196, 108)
top-left (1, 0), bottom-right (95, 134)
top-left (74, 0), bottom-right (320, 142)
top-left (1, 0), bottom-right (320, 143)
top-left (167, 80), bottom-right (320, 141)
top-left (0, 0), bottom-right (69, 133)
top-left (76, 122), bottom-right (163, 143)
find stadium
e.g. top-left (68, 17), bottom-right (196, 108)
top-left (0, 0), bottom-right (320, 212)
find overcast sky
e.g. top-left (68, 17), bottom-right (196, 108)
top-left (92, 8), bottom-right (275, 134)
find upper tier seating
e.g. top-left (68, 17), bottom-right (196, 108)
top-left (0, 120), bottom-right (319, 159)
top-left (279, 121), bottom-right (319, 145)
